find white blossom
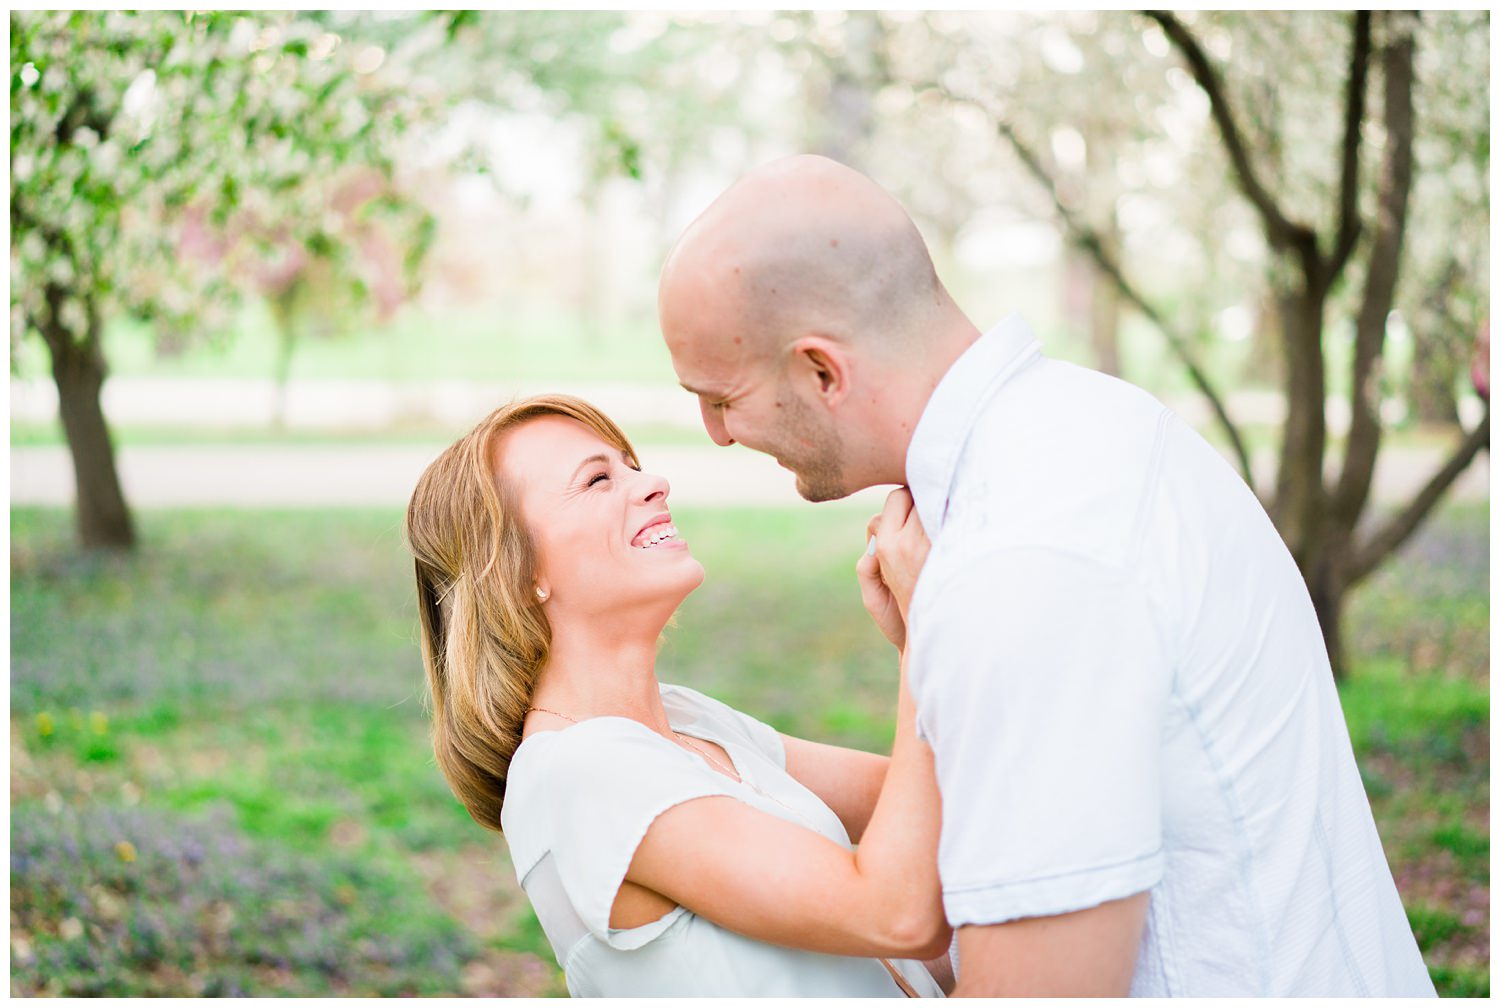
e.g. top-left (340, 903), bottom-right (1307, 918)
top-left (92, 139), bottom-right (123, 177)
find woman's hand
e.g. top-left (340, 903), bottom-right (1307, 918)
top-left (856, 488), bottom-right (931, 651)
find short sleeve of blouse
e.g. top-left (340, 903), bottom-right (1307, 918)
top-left (535, 717), bottom-right (737, 948)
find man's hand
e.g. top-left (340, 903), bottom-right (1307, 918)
top-left (856, 488), bottom-right (930, 651)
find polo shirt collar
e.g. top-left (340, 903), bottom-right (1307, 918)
top-left (905, 312), bottom-right (1041, 536)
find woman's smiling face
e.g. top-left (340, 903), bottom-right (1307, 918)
top-left (496, 414), bottom-right (704, 617)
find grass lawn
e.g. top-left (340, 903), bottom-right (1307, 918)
top-left (9, 418), bottom-right (718, 451)
top-left (11, 300), bottom-right (682, 387)
top-left (9, 500), bottom-right (1489, 996)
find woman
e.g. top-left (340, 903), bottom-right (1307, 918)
top-left (404, 394), bottom-right (947, 996)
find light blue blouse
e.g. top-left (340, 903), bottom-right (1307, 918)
top-left (500, 683), bottom-right (943, 997)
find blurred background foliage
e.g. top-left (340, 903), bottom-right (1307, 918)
top-left (9, 9), bottom-right (1489, 996)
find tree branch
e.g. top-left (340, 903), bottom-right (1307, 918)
top-left (1331, 13), bottom-right (1417, 531)
top-left (1349, 407), bottom-right (1490, 585)
top-left (928, 82), bottom-right (1254, 485)
top-left (1143, 11), bottom-right (1321, 266)
top-left (1326, 11), bottom-right (1371, 286)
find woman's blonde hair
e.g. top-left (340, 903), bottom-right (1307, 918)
top-left (404, 394), bottom-right (637, 832)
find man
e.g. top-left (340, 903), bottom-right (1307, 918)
top-left (657, 154), bottom-right (1434, 996)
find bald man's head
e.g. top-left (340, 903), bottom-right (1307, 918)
top-left (660, 156), bottom-right (975, 498)
top-left (659, 155), bottom-right (944, 364)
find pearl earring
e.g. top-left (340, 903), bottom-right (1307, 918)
top-left (535, 587), bottom-right (549, 602)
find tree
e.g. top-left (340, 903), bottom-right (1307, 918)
top-left (889, 10), bottom-right (1489, 677)
top-left (176, 168), bottom-right (418, 427)
top-left (10, 11), bottom-right (433, 548)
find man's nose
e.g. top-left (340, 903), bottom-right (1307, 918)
top-left (700, 399), bottom-right (735, 447)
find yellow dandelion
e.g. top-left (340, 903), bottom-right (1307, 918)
top-left (89, 711), bottom-right (108, 735)
top-left (114, 840), bottom-right (137, 863)
top-left (35, 712), bottom-right (54, 737)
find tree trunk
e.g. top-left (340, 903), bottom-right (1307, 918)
top-left (1409, 344), bottom-right (1461, 427)
top-left (1062, 242), bottom-right (1122, 377)
top-left (269, 281), bottom-right (301, 430)
top-left (1272, 285), bottom-right (1328, 567)
top-left (1304, 548), bottom-right (1349, 682)
top-left (1410, 261), bottom-right (1463, 427)
top-left (41, 285), bottom-right (135, 550)
top-left (1241, 287), bottom-right (1283, 387)
top-left (1089, 228), bottom-right (1123, 378)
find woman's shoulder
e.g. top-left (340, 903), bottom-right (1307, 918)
top-left (510, 716), bottom-right (660, 788)
top-left (658, 681), bottom-right (728, 718)
top-left (660, 682), bottom-right (750, 737)
top-left (502, 709), bottom-right (746, 879)
top-left (501, 717), bottom-right (683, 872)
top-left (659, 683), bottom-right (785, 768)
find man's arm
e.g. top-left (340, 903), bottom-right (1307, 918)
top-left (951, 892), bottom-right (1150, 997)
top-left (922, 947), bottom-right (957, 995)
top-left (908, 542), bottom-right (1169, 994)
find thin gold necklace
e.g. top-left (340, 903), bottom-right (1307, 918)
top-left (527, 704), bottom-right (741, 782)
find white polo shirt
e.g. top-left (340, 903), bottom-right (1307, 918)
top-left (904, 314), bottom-right (1434, 996)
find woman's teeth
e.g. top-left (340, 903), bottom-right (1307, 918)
top-left (633, 524), bottom-right (678, 549)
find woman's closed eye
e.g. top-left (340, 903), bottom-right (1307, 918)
top-left (586, 460), bottom-right (640, 489)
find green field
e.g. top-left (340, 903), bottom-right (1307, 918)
top-left (9, 501), bottom-right (1489, 996)
top-left (11, 300), bottom-right (683, 387)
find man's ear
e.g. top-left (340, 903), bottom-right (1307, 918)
top-left (788, 336), bottom-right (850, 407)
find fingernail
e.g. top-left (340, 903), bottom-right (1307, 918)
top-left (866, 536), bottom-right (878, 556)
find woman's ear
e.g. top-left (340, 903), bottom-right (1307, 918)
top-left (788, 336), bottom-right (850, 407)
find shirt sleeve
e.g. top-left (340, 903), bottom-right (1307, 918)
top-left (542, 717), bottom-right (737, 949)
top-left (909, 545), bottom-right (1170, 927)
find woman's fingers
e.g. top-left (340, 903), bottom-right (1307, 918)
top-left (875, 491), bottom-right (922, 564)
top-left (862, 488), bottom-right (929, 629)
top-left (856, 531), bottom-right (904, 650)
top-left (878, 487), bottom-right (913, 535)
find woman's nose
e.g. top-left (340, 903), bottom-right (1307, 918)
top-left (636, 468), bottom-right (669, 503)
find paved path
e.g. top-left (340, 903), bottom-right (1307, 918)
top-left (10, 439), bottom-right (1488, 510)
top-left (9, 442), bottom-right (895, 510)
top-left (9, 377), bottom-right (1490, 509)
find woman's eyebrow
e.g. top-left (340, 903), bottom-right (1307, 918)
top-left (568, 453), bottom-right (611, 483)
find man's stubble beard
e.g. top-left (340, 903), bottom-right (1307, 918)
top-left (775, 385), bottom-right (850, 503)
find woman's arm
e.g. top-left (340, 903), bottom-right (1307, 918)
top-left (775, 487), bottom-right (932, 844)
top-left (623, 490), bottom-right (945, 959)
top-left (779, 734), bottom-right (887, 843)
top-left (625, 653), bottom-right (948, 959)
